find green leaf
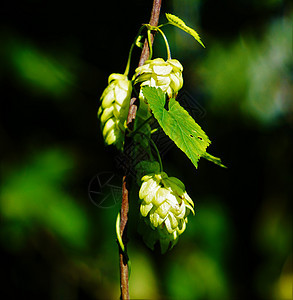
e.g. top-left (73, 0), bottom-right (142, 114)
top-left (142, 86), bottom-right (210, 168)
top-left (202, 152), bottom-right (227, 168)
top-left (165, 13), bottom-right (205, 48)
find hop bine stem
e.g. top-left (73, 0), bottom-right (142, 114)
top-left (119, 1), bottom-right (162, 299)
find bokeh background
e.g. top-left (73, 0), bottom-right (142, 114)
top-left (1, 0), bottom-right (292, 299)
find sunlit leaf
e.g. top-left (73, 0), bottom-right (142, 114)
top-left (165, 13), bottom-right (205, 48)
top-left (142, 86), bottom-right (210, 168)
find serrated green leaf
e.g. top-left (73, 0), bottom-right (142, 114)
top-left (202, 152), bottom-right (227, 168)
top-left (165, 13), bottom-right (205, 48)
top-left (142, 86), bottom-right (210, 168)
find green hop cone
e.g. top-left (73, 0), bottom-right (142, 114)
top-left (98, 73), bottom-right (132, 150)
top-left (134, 58), bottom-right (183, 97)
top-left (138, 171), bottom-right (194, 253)
top-left (133, 58), bottom-right (183, 119)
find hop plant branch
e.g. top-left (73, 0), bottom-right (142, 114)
top-left (119, 1), bottom-right (162, 299)
top-left (138, 0), bottom-right (162, 67)
top-left (97, 2), bottom-right (224, 297)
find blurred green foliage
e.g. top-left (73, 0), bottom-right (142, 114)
top-left (0, 149), bottom-right (89, 250)
top-left (0, 0), bottom-right (292, 299)
top-left (10, 43), bottom-right (74, 97)
top-left (199, 16), bottom-right (292, 126)
top-left (164, 201), bottom-right (231, 300)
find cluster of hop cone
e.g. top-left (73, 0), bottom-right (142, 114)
top-left (98, 56), bottom-right (196, 253)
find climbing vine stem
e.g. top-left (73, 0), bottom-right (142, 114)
top-left (119, 1), bottom-right (162, 299)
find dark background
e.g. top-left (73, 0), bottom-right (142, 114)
top-left (1, 0), bottom-right (292, 299)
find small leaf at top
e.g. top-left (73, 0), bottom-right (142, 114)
top-left (142, 86), bottom-right (210, 168)
top-left (165, 13), bottom-right (205, 48)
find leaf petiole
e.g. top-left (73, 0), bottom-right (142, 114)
top-left (156, 27), bottom-right (171, 60)
top-left (116, 212), bottom-right (131, 278)
top-left (144, 24), bottom-right (172, 60)
top-left (147, 29), bottom-right (153, 60)
top-left (133, 131), bottom-right (163, 173)
top-left (116, 212), bottom-right (125, 252)
top-left (124, 25), bottom-right (147, 76)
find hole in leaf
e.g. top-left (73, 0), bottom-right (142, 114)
top-left (190, 134), bottom-right (194, 138)
top-left (198, 136), bottom-right (203, 140)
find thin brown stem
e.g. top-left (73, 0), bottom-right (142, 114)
top-left (119, 1), bottom-right (162, 299)
top-left (119, 177), bottom-right (129, 299)
top-left (139, 0), bottom-right (162, 67)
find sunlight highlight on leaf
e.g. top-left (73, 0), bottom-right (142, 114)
top-left (142, 86), bottom-right (210, 168)
top-left (166, 13), bottom-right (205, 48)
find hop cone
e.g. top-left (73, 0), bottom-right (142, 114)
top-left (98, 73), bottom-right (132, 150)
top-left (138, 172), bottom-right (194, 253)
top-left (134, 58), bottom-right (183, 119)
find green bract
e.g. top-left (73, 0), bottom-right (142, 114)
top-left (133, 58), bottom-right (183, 118)
top-left (134, 58), bottom-right (183, 97)
top-left (98, 73), bottom-right (132, 150)
top-left (138, 172), bottom-right (194, 253)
